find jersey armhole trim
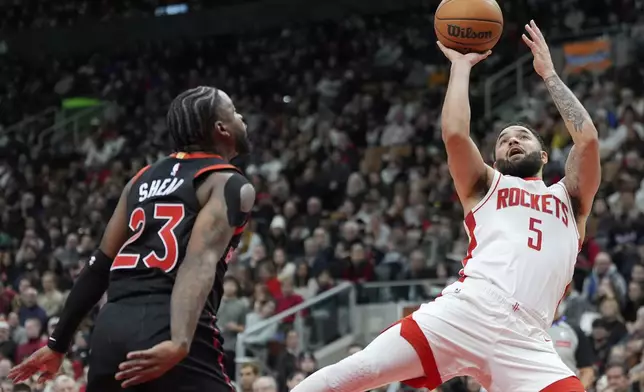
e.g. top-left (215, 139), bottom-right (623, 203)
top-left (554, 181), bottom-right (580, 241)
top-left (131, 165), bottom-right (151, 183)
top-left (471, 170), bottom-right (501, 215)
top-left (194, 164), bottom-right (241, 179)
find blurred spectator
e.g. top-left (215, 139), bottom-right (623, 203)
top-left (245, 299), bottom-right (278, 361)
top-left (297, 351), bottom-right (317, 377)
top-left (17, 288), bottom-right (47, 328)
top-left (547, 308), bottom-right (596, 389)
top-left (37, 272), bottom-right (64, 317)
top-left (583, 252), bottom-right (627, 306)
top-left (602, 363), bottom-right (631, 392)
top-left (275, 278), bottom-right (305, 326)
top-left (286, 371), bottom-right (306, 391)
top-left (292, 263), bottom-right (318, 301)
top-left (220, 276), bottom-right (249, 378)
top-left (15, 318), bottom-right (45, 364)
top-left (238, 362), bottom-right (260, 392)
top-left (253, 376), bottom-right (278, 392)
top-left (8, 313), bottom-right (27, 345)
top-left (49, 374), bottom-right (78, 392)
top-left (0, 322), bottom-right (16, 362)
top-left (275, 329), bottom-right (300, 389)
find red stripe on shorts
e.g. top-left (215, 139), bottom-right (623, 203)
top-left (398, 315), bottom-right (443, 390)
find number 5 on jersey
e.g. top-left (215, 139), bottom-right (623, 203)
top-left (111, 203), bottom-right (185, 273)
top-left (528, 217), bottom-right (542, 251)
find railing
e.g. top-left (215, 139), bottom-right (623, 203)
top-left (37, 103), bottom-right (108, 151)
top-left (361, 278), bottom-right (449, 303)
top-left (0, 107), bottom-right (57, 144)
top-left (235, 281), bottom-right (356, 381)
top-left (484, 53), bottom-right (532, 118)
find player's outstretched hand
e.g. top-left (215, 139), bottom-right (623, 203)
top-left (522, 20), bottom-right (556, 79)
top-left (436, 41), bottom-right (491, 68)
top-left (8, 346), bottom-right (64, 385)
top-left (116, 340), bottom-right (188, 388)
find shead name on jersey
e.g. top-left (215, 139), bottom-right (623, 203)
top-left (138, 178), bottom-right (185, 202)
top-left (495, 187), bottom-right (570, 227)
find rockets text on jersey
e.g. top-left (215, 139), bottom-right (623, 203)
top-left (460, 170), bottom-right (579, 326)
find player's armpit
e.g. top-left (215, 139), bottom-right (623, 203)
top-left (170, 173), bottom-right (255, 351)
top-left (562, 143), bottom-right (600, 216)
top-left (99, 178), bottom-right (135, 258)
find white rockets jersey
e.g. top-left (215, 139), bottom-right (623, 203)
top-left (461, 170), bottom-right (580, 327)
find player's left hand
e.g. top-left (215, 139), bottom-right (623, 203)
top-left (522, 20), bottom-right (556, 79)
top-left (115, 340), bottom-right (188, 387)
top-left (7, 346), bottom-right (65, 384)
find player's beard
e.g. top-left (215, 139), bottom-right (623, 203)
top-left (495, 151), bottom-right (543, 178)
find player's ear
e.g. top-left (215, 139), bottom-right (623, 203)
top-left (540, 150), bottom-right (548, 165)
top-left (215, 121), bottom-right (231, 137)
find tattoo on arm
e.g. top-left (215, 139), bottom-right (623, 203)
top-left (544, 75), bottom-right (587, 133)
top-left (171, 176), bottom-right (255, 350)
top-left (171, 197), bottom-right (232, 350)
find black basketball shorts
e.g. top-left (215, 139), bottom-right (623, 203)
top-left (86, 302), bottom-right (234, 392)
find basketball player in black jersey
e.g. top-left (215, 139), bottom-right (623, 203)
top-left (9, 86), bottom-right (255, 392)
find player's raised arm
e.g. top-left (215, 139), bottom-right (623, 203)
top-left (522, 20), bottom-right (600, 216)
top-left (437, 42), bottom-right (496, 210)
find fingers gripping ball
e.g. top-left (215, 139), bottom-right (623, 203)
top-left (434, 0), bottom-right (504, 54)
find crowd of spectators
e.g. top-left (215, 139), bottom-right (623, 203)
top-left (1, 0), bottom-right (644, 391)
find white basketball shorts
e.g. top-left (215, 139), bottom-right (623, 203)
top-left (385, 277), bottom-right (582, 392)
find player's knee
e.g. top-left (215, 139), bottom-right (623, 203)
top-left (319, 351), bottom-right (381, 392)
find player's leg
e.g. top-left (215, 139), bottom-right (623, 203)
top-left (290, 321), bottom-right (426, 392)
top-left (291, 288), bottom-right (493, 392)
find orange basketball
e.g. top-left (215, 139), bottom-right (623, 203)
top-left (435, 0), bottom-right (504, 54)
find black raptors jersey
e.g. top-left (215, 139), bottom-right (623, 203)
top-left (107, 152), bottom-right (247, 320)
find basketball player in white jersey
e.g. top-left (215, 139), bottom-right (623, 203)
top-left (291, 20), bottom-right (599, 392)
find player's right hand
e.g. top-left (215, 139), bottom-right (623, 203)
top-left (8, 346), bottom-right (65, 384)
top-left (116, 340), bottom-right (189, 387)
top-left (436, 41), bottom-right (492, 67)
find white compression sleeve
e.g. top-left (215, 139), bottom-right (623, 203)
top-left (291, 324), bottom-right (425, 392)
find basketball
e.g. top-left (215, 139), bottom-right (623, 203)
top-left (435, 0), bottom-right (504, 54)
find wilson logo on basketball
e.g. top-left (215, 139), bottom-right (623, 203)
top-left (446, 25), bottom-right (493, 39)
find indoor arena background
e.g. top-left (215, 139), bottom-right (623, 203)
top-left (1, 0), bottom-right (644, 391)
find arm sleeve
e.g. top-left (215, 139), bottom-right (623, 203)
top-left (573, 325), bottom-right (595, 368)
top-left (47, 250), bottom-right (112, 353)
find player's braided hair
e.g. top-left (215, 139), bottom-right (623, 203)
top-left (498, 121), bottom-right (548, 152)
top-left (167, 86), bottom-right (221, 152)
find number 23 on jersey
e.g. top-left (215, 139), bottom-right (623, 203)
top-left (111, 203), bottom-right (185, 273)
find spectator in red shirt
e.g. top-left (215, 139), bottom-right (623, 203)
top-left (258, 260), bottom-right (282, 299)
top-left (0, 283), bottom-right (16, 316)
top-left (276, 278), bottom-right (306, 325)
top-left (15, 318), bottom-right (46, 363)
top-left (343, 243), bottom-right (374, 283)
